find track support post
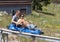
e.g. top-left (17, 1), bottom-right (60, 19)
top-left (0, 30), bottom-right (3, 42)
top-left (0, 30), bottom-right (8, 42)
top-left (3, 34), bottom-right (8, 42)
top-left (32, 36), bottom-right (37, 42)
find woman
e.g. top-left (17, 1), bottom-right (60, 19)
top-left (16, 15), bottom-right (36, 29)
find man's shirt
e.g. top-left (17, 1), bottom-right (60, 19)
top-left (12, 15), bottom-right (19, 22)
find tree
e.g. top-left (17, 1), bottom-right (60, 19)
top-left (41, 0), bottom-right (50, 6)
top-left (32, 0), bottom-right (42, 10)
top-left (32, 0), bottom-right (50, 10)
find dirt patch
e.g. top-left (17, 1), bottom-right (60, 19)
top-left (8, 35), bottom-right (20, 42)
top-left (55, 33), bottom-right (60, 37)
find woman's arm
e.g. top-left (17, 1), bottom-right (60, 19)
top-left (16, 19), bottom-right (22, 25)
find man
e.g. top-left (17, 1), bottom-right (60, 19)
top-left (12, 10), bottom-right (20, 25)
top-left (8, 10), bottom-right (20, 31)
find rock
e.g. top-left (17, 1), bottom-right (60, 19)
top-left (0, 11), bottom-right (8, 17)
top-left (0, 13), bottom-right (3, 16)
top-left (3, 11), bottom-right (8, 15)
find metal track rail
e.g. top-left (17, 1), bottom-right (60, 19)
top-left (0, 28), bottom-right (60, 42)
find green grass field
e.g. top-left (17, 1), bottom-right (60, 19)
top-left (0, 3), bottom-right (60, 42)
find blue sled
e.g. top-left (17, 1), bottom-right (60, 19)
top-left (8, 24), bottom-right (44, 35)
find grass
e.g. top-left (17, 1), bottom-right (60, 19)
top-left (0, 3), bottom-right (60, 42)
top-left (25, 3), bottom-right (60, 37)
top-left (0, 14), bottom-right (12, 28)
top-left (16, 36), bottom-right (48, 42)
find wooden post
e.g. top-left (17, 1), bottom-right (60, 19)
top-left (3, 34), bottom-right (8, 42)
top-left (2, 34), bottom-right (5, 42)
top-left (32, 36), bottom-right (37, 42)
top-left (5, 34), bottom-right (8, 42)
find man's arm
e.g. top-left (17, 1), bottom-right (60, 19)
top-left (12, 19), bottom-right (20, 25)
top-left (11, 19), bottom-right (17, 24)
